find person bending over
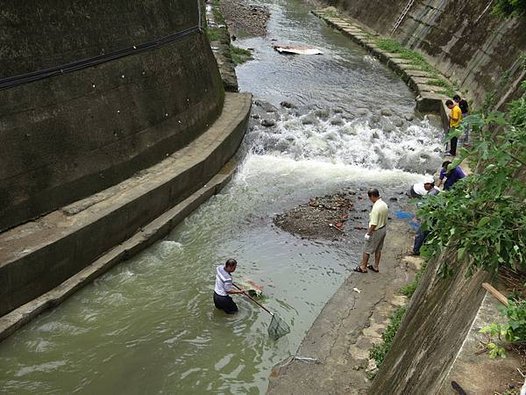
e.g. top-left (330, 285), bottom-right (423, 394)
top-left (214, 259), bottom-right (244, 314)
top-left (438, 161), bottom-right (466, 191)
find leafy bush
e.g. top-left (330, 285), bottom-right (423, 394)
top-left (480, 299), bottom-right (526, 357)
top-left (418, 88), bottom-right (526, 276)
top-left (369, 306), bottom-right (407, 367)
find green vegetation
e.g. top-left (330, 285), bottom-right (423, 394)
top-left (480, 299), bottom-right (526, 357)
top-left (418, 82), bottom-right (526, 277)
top-left (206, 28), bottom-right (222, 42)
top-left (493, 0), bottom-right (526, 17)
top-left (230, 45), bottom-right (253, 65)
top-left (399, 263), bottom-right (427, 298)
top-left (374, 38), bottom-right (457, 96)
top-left (369, 306), bottom-right (407, 367)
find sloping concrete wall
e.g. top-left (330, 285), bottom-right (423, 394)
top-left (0, 0), bottom-right (224, 231)
top-left (322, 0), bottom-right (526, 106)
top-left (369, 251), bottom-right (489, 394)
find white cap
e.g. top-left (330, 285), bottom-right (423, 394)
top-left (413, 183), bottom-right (427, 196)
top-left (423, 176), bottom-right (435, 184)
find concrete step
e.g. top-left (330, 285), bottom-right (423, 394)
top-left (0, 92), bottom-right (252, 320)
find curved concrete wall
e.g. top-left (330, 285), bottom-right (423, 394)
top-left (323, 0), bottom-right (526, 106)
top-left (0, 0), bottom-right (224, 231)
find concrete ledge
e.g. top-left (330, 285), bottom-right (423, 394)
top-left (0, 92), bottom-right (252, 319)
top-left (313, 10), bottom-right (451, 127)
top-left (0, 160), bottom-right (237, 342)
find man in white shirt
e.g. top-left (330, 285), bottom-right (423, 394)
top-left (355, 188), bottom-right (389, 273)
top-left (214, 259), bottom-right (245, 314)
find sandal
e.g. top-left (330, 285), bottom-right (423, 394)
top-left (353, 266), bottom-right (367, 273)
top-left (367, 265), bottom-right (379, 273)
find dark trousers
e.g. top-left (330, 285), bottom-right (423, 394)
top-left (450, 136), bottom-right (458, 156)
top-left (214, 292), bottom-right (238, 314)
top-left (413, 226), bottom-right (429, 255)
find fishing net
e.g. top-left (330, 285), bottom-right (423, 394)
top-left (268, 313), bottom-right (291, 340)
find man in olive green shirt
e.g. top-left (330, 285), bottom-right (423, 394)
top-left (355, 188), bottom-right (388, 273)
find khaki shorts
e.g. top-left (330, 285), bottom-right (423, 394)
top-left (363, 226), bottom-right (387, 255)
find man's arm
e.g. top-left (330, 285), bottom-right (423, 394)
top-left (226, 281), bottom-right (244, 295)
top-left (366, 224), bottom-right (377, 236)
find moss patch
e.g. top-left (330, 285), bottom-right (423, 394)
top-left (230, 45), bottom-right (253, 65)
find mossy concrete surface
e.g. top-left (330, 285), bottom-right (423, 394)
top-left (369, 250), bottom-right (490, 394)
top-left (0, 1), bottom-right (224, 232)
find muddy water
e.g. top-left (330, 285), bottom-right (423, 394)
top-left (0, 1), bottom-right (442, 394)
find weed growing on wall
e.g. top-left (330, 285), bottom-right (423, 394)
top-left (480, 299), bottom-right (526, 357)
top-left (374, 38), bottom-right (457, 96)
top-left (230, 45), bottom-right (253, 65)
top-left (369, 306), bottom-right (407, 368)
top-left (493, 0), bottom-right (526, 17)
top-left (418, 83), bottom-right (526, 277)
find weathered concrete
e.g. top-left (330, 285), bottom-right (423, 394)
top-left (0, 1), bottom-right (224, 232)
top-left (319, 0), bottom-right (526, 107)
top-left (267, 221), bottom-right (417, 395)
top-left (0, 92), bottom-right (252, 320)
top-left (438, 294), bottom-right (525, 394)
top-left (206, 0), bottom-right (239, 92)
top-left (369, 250), bottom-right (490, 394)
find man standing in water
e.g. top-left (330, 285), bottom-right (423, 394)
top-left (354, 188), bottom-right (389, 273)
top-left (214, 258), bottom-right (244, 314)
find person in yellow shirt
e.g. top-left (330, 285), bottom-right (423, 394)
top-left (446, 99), bottom-right (462, 156)
top-left (354, 188), bottom-right (389, 273)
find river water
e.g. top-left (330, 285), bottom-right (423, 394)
top-left (0, 1), bottom-right (443, 394)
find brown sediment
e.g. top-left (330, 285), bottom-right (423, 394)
top-left (218, 0), bottom-right (270, 37)
top-left (273, 190), bottom-right (357, 240)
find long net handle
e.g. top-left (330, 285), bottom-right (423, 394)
top-left (233, 283), bottom-right (274, 316)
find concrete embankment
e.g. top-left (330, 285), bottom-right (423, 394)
top-left (313, 9), bottom-right (450, 117)
top-left (318, 0), bottom-right (526, 107)
top-left (0, 92), bottom-right (252, 341)
top-left (0, 0), bottom-right (223, 232)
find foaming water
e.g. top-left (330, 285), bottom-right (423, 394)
top-left (0, 0), bottom-right (440, 394)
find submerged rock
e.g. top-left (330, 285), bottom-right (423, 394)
top-left (261, 119), bottom-right (276, 127)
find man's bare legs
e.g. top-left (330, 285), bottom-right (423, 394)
top-left (373, 251), bottom-right (382, 271)
top-left (359, 252), bottom-right (370, 271)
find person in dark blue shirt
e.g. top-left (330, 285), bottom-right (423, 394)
top-left (438, 161), bottom-right (466, 190)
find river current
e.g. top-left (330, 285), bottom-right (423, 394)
top-left (0, 1), bottom-right (443, 394)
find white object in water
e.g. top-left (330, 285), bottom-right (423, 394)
top-left (273, 45), bottom-right (322, 55)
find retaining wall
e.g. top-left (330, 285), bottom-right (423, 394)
top-left (0, 0), bottom-right (224, 231)
top-left (369, 252), bottom-right (490, 393)
top-left (322, 0), bottom-right (526, 106)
